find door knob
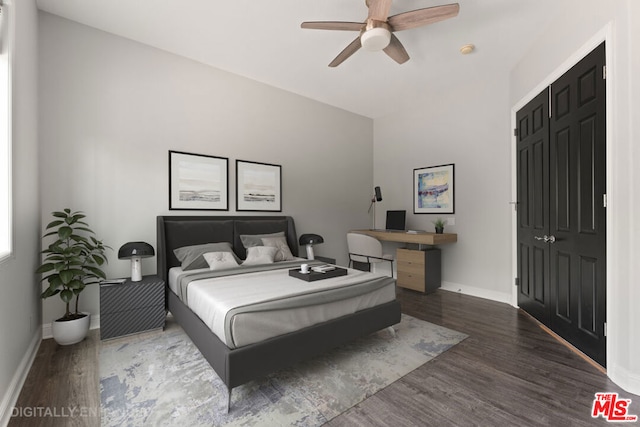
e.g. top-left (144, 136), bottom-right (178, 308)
top-left (534, 235), bottom-right (556, 243)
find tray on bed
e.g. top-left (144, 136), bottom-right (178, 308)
top-left (289, 267), bottom-right (347, 282)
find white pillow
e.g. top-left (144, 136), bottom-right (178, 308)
top-left (243, 246), bottom-right (278, 265)
top-left (203, 251), bottom-right (240, 271)
top-left (261, 236), bottom-right (295, 261)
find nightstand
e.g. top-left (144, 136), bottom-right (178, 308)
top-left (99, 275), bottom-right (166, 340)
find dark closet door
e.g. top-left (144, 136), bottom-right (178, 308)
top-left (516, 88), bottom-right (550, 324)
top-left (516, 42), bottom-right (606, 367)
top-left (549, 42), bottom-right (607, 366)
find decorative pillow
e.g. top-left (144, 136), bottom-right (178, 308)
top-left (261, 236), bottom-right (295, 261)
top-left (203, 251), bottom-right (239, 271)
top-left (240, 231), bottom-right (285, 250)
top-left (242, 246), bottom-right (278, 266)
top-left (173, 242), bottom-right (239, 270)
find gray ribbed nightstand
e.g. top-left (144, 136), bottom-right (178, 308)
top-left (99, 275), bottom-right (165, 340)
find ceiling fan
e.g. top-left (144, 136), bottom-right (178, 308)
top-left (301, 0), bottom-right (460, 67)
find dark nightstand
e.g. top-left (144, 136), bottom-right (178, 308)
top-left (99, 275), bottom-right (166, 340)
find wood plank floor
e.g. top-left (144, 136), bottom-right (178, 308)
top-left (8, 289), bottom-right (637, 426)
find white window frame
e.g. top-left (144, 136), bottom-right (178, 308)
top-left (0, 0), bottom-right (13, 262)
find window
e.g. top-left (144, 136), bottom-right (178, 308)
top-left (0, 0), bottom-right (11, 261)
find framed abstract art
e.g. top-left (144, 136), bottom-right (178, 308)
top-left (413, 163), bottom-right (455, 214)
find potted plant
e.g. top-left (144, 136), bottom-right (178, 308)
top-left (36, 209), bottom-right (110, 345)
top-left (433, 218), bottom-right (446, 234)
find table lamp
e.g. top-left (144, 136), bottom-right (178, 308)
top-left (118, 241), bottom-right (155, 282)
top-left (299, 234), bottom-right (324, 260)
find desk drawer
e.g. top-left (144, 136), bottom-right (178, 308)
top-left (397, 271), bottom-right (426, 292)
top-left (397, 260), bottom-right (425, 277)
top-left (397, 248), bottom-right (425, 265)
top-left (395, 248), bottom-right (441, 294)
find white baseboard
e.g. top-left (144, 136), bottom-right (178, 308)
top-left (0, 328), bottom-right (42, 427)
top-left (608, 363), bottom-right (640, 397)
top-left (42, 314), bottom-right (101, 340)
top-left (440, 281), bottom-right (512, 305)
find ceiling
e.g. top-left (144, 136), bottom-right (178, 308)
top-left (36, 0), bottom-right (558, 119)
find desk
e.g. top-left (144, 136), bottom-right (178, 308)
top-left (350, 230), bottom-right (458, 293)
top-left (351, 229), bottom-right (457, 246)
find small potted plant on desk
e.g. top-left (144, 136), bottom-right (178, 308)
top-left (433, 218), bottom-right (446, 234)
top-left (36, 209), bottom-right (110, 345)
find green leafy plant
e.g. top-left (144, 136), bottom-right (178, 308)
top-left (36, 209), bottom-right (111, 321)
top-left (432, 218), bottom-right (446, 229)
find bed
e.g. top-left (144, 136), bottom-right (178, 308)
top-left (156, 215), bottom-right (401, 411)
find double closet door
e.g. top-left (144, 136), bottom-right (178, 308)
top-left (516, 43), bottom-right (606, 367)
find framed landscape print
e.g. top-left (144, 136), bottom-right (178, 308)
top-left (169, 150), bottom-right (229, 210)
top-left (414, 163), bottom-right (455, 214)
top-left (236, 160), bottom-right (282, 212)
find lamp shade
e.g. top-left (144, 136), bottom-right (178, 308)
top-left (118, 242), bottom-right (155, 282)
top-left (118, 242), bottom-right (155, 259)
top-left (299, 234), bottom-right (324, 246)
top-left (299, 234), bottom-right (324, 260)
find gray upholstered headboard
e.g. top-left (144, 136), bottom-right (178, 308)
top-left (156, 215), bottom-right (298, 283)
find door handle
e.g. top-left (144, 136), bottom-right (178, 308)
top-left (534, 235), bottom-right (556, 243)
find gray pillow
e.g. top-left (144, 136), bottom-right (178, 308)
top-left (173, 242), bottom-right (239, 270)
top-left (240, 232), bottom-right (285, 251)
top-left (261, 236), bottom-right (295, 261)
top-left (243, 246), bottom-right (278, 266)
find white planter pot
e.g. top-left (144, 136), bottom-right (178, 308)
top-left (52, 312), bottom-right (91, 345)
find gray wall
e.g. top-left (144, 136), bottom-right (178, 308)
top-left (0, 0), bottom-right (41, 423)
top-left (38, 13), bottom-right (374, 327)
top-left (374, 74), bottom-right (512, 302)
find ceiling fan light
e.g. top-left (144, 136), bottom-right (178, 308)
top-left (361, 27), bottom-right (391, 51)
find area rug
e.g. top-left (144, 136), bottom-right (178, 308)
top-left (100, 314), bottom-right (467, 426)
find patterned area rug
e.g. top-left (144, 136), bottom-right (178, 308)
top-left (100, 314), bottom-right (466, 426)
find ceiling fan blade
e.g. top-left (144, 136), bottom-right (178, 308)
top-left (367, 0), bottom-right (392, 21)
top-left (388, 3), bottom-right (460, 32)
top-left (301, 21), bottom-right (364, 31)
top-left (329, 37), bottom-right (362, 67)
top-left (383, 34), bottom-right (410, 64)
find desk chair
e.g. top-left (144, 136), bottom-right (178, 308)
top-left (347, 232), bottom-right (394, 278)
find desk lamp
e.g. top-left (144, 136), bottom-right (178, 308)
top-left (368, 186), bottom-right (382, 229)
top-left (118, 242), bottom-right (155, 282)
top-left (299, 234), bottom-right (324, 260)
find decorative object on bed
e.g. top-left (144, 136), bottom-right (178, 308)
top-left (299, 233), bottom-right (324, 260)
top-left (414, 163), bottom-right (455, 214)
top-left (203, 252), bottom-right (239, 270)
top-left (100, 314), bottom-right (467, 426)
top-left (289, 266), bottom-right (347, 281)
top-left (169, 150), bottom-right (229, 211)
top-left (118, 241), bottom-right (155, 282)
top-left (242, 246), bottom-right (278, 265)
top-left (36, 209), bottom-right (110, 345)
top-left (240, 231), bottom-right (295, 261)
top-left (235, 160), bottom-right (282, 212)
top-left (173, 242), bottom-right (239, 270)
top-left (156, 215), bottom-right (401, 411)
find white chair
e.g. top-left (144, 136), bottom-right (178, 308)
top-left (346, 232), bottom-right (394, 277)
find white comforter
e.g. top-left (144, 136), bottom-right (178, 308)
top-left (170, 263), bottom-right (396, 349)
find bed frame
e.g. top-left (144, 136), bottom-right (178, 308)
top-left (156, 215), bottom-right (402, 411)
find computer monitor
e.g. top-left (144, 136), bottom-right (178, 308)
top-left (385, 210), bottom-right (406, 231)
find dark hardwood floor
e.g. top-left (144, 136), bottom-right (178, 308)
top-left (8, 289), bottom-right (636, 426)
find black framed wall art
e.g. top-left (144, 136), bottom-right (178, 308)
top-left (413, 163), bottom-right (455, 214)
top-left (236, 160), bottom-right (282, 212)
top-left (169, 150), bottom-right (229, 211)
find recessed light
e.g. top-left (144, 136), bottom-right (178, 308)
top-left (460, 44), bottom-right (475, 55)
